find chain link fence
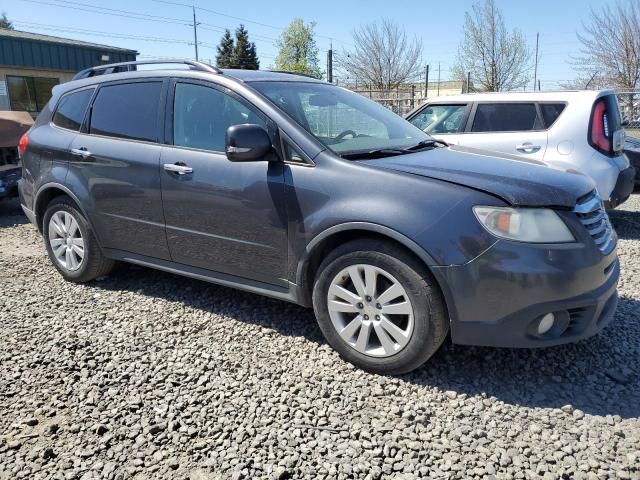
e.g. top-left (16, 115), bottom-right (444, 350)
top-left (616, 90), bottom-right (640, 139)
top-left (350, 87), bottom-right (424, 117)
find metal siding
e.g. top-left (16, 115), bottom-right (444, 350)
top-left (0, 37), bottom-right (136, 71)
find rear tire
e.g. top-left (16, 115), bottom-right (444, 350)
top-left (43, 196), bottom-right (114, 283)
top-left (312, 239), bottom-right (448, 375)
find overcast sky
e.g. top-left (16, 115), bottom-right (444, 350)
top-left (5, 0), bottom-right (620, 89)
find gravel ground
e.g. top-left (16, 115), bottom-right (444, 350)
top-left (0, 194), bottom-right (639, 480)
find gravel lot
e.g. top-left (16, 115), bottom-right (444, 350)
top-left (0, 194), bottom-right (639, 480)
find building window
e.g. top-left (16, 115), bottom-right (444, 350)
top-left (7, 76), bottom-right (59, 113)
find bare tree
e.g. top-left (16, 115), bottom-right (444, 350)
top-left (452, 0), bottom-right (532, 92)
top-left (573, 1), bottom-right (640, 92)
top-left (337, 20), bottom-right (423, 90)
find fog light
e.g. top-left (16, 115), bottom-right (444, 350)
top-left (537, 313), bottom-right (555, 335)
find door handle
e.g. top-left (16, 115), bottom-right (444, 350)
top-left (70, 147), bottom-right (92, 159)
top-left (164, 163), bottom-right (193, 175)
top-left (515, 143), bottom-right (541, 154)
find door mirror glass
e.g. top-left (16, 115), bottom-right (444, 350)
top-left (225, 124), bottom-right (272, 162)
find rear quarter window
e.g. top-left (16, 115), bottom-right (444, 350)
top-left (471, 103), bottom-right (540, 132)
top-left (52, 88), bottom-right (94, 131)
top-left (539, 103), bottom-right (566, 128)
top-left (89, 82), bottom-right (162, 142)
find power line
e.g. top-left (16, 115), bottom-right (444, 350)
top-left (13, 21), bottom-right (210, 46)
top-left (18, 0), bottom-right (191, 25)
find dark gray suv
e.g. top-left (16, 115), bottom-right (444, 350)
top-left (18, 61), bottom-right (619, 374)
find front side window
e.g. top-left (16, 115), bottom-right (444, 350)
top-left (173, 82), bottom-right (267, 152)
top-left (7, 75), bottom-right (59, 113)
top-left (251, 82), bottom-right (432, 155)
top-left (90, 82), bottom-right (162, 142)
top-left (410, 104), bottom-right (467, 134)
top-left (52, 89), bottom-right (94, 131)
top-left (472, 103), bottom-right (539, 132)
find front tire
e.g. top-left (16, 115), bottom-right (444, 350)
top-left (312, 240), bottom-right (448, 375)
top-left (43, 196), bottom-right (114, 282)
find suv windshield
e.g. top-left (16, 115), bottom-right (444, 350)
top-left (251, 81), bottom-right (433, 156)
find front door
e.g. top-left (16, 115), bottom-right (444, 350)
top-left (160, 80), bottom-right (287, 286)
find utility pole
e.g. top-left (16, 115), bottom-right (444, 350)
top-left (327, 41), bottom-right (333, 83)
top-left (437, 62), bottom-right (441, 96)
top-left (192, 6), bottom-right (199, 61)
top-left (425, 65), bottom-right (429, 99)
top-left (467, 71), bottom-right (471, 93)
top-left (533, 32), bottom-right (539, 92)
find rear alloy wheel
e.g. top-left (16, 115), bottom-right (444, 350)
top-left (313, 239), bottom-right (449, 375)
top-left (48, 210), bottom-right (85, 271)
top-left (43, 196), bottom-right (115, 282)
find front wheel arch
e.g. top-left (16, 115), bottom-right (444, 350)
top-left (297, 223), bottom-right (445, 307)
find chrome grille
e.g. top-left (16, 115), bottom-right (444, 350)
top-left (574, 191), bottom-right (615, 255)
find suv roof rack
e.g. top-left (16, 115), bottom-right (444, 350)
top-left (267, 70), bottom-right (320, 79)
top-left (73, 60), bottom-right (222, 80)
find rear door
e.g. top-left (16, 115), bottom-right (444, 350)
top-left (68, 79), bottom-right (170, 260)
top-left (462, 102), bottom-right (548, 160)
top-left (407, 103), bottom-right (470, 145)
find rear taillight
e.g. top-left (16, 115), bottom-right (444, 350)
top-left (18, 133), bottom-right (29, 157)
top-left (590, 99), bottom-right (611, 154)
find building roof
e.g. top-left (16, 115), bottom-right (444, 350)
top-left (0, 28), bottom-right (137, 53)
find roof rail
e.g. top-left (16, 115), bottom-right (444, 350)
top-left (267, 70), bottom-right (320, 79)
top-left (73, 60), bottom-right (222, 80)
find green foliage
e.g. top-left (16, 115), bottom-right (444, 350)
top-left (0, 12), bottom-right (14, 29)
top-left (216, 25), bottom-right (259, 70)
top-left (274, 18), bottom-right (322, 78)
top-left (233, 25), bottom-right (259, 70)
top-left (215, 29), bottom-right (235, 68)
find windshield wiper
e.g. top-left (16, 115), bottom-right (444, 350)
top-left (341, 148), bottom-right (409, 160)
top-left (341, 140), bottom-right (447, 160)
top-left (404, 139), bottom-right (448, 150)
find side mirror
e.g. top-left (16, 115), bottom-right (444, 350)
top-left (225, 124), bottom-right (272, 162)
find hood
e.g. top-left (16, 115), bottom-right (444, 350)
top-left (359, 145), bottom-right (594, 208)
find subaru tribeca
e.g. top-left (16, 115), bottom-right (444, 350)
top-left (18, 61), bottom-right (619, 374)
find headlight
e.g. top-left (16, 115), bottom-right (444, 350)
top-left (473, 206), bottom-right (575, 243)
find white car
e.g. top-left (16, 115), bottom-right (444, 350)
top-left (406, 90), bottom-right (635, 208)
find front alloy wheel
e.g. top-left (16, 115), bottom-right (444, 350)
top-left (327, 264), bottom-right (414, 357)
top-left (313, 239), bottom-right (449, 375)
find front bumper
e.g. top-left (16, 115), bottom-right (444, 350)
top-left (624, 148), bottom-right (640, 185)
top-left (0, 170), bottom-right (20, 199)
top-left (604, 164), bottom-right (635, 209)
top-left (432, 237), bottom-right (619, 348)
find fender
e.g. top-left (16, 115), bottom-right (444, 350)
top-left (295, 221), bottom-right (440, 287)
top-left (34, 182), bottom-right (101, 247)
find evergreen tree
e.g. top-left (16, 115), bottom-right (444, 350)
top-left (0, 12), bottom-right (14, 29)
top-left (215, 29), bottom-right (235, 68)
top-left (233, 25), bottom-right (259, 70)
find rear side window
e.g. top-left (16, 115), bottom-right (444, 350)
top-left (472, 103), bottom-right (539, 132)
top-left (52, 89), bottom-right (94, 131)
top-left (90, 82), bottom-right (162, 142)
top-left (539, 103), bottom-right (566, 128)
